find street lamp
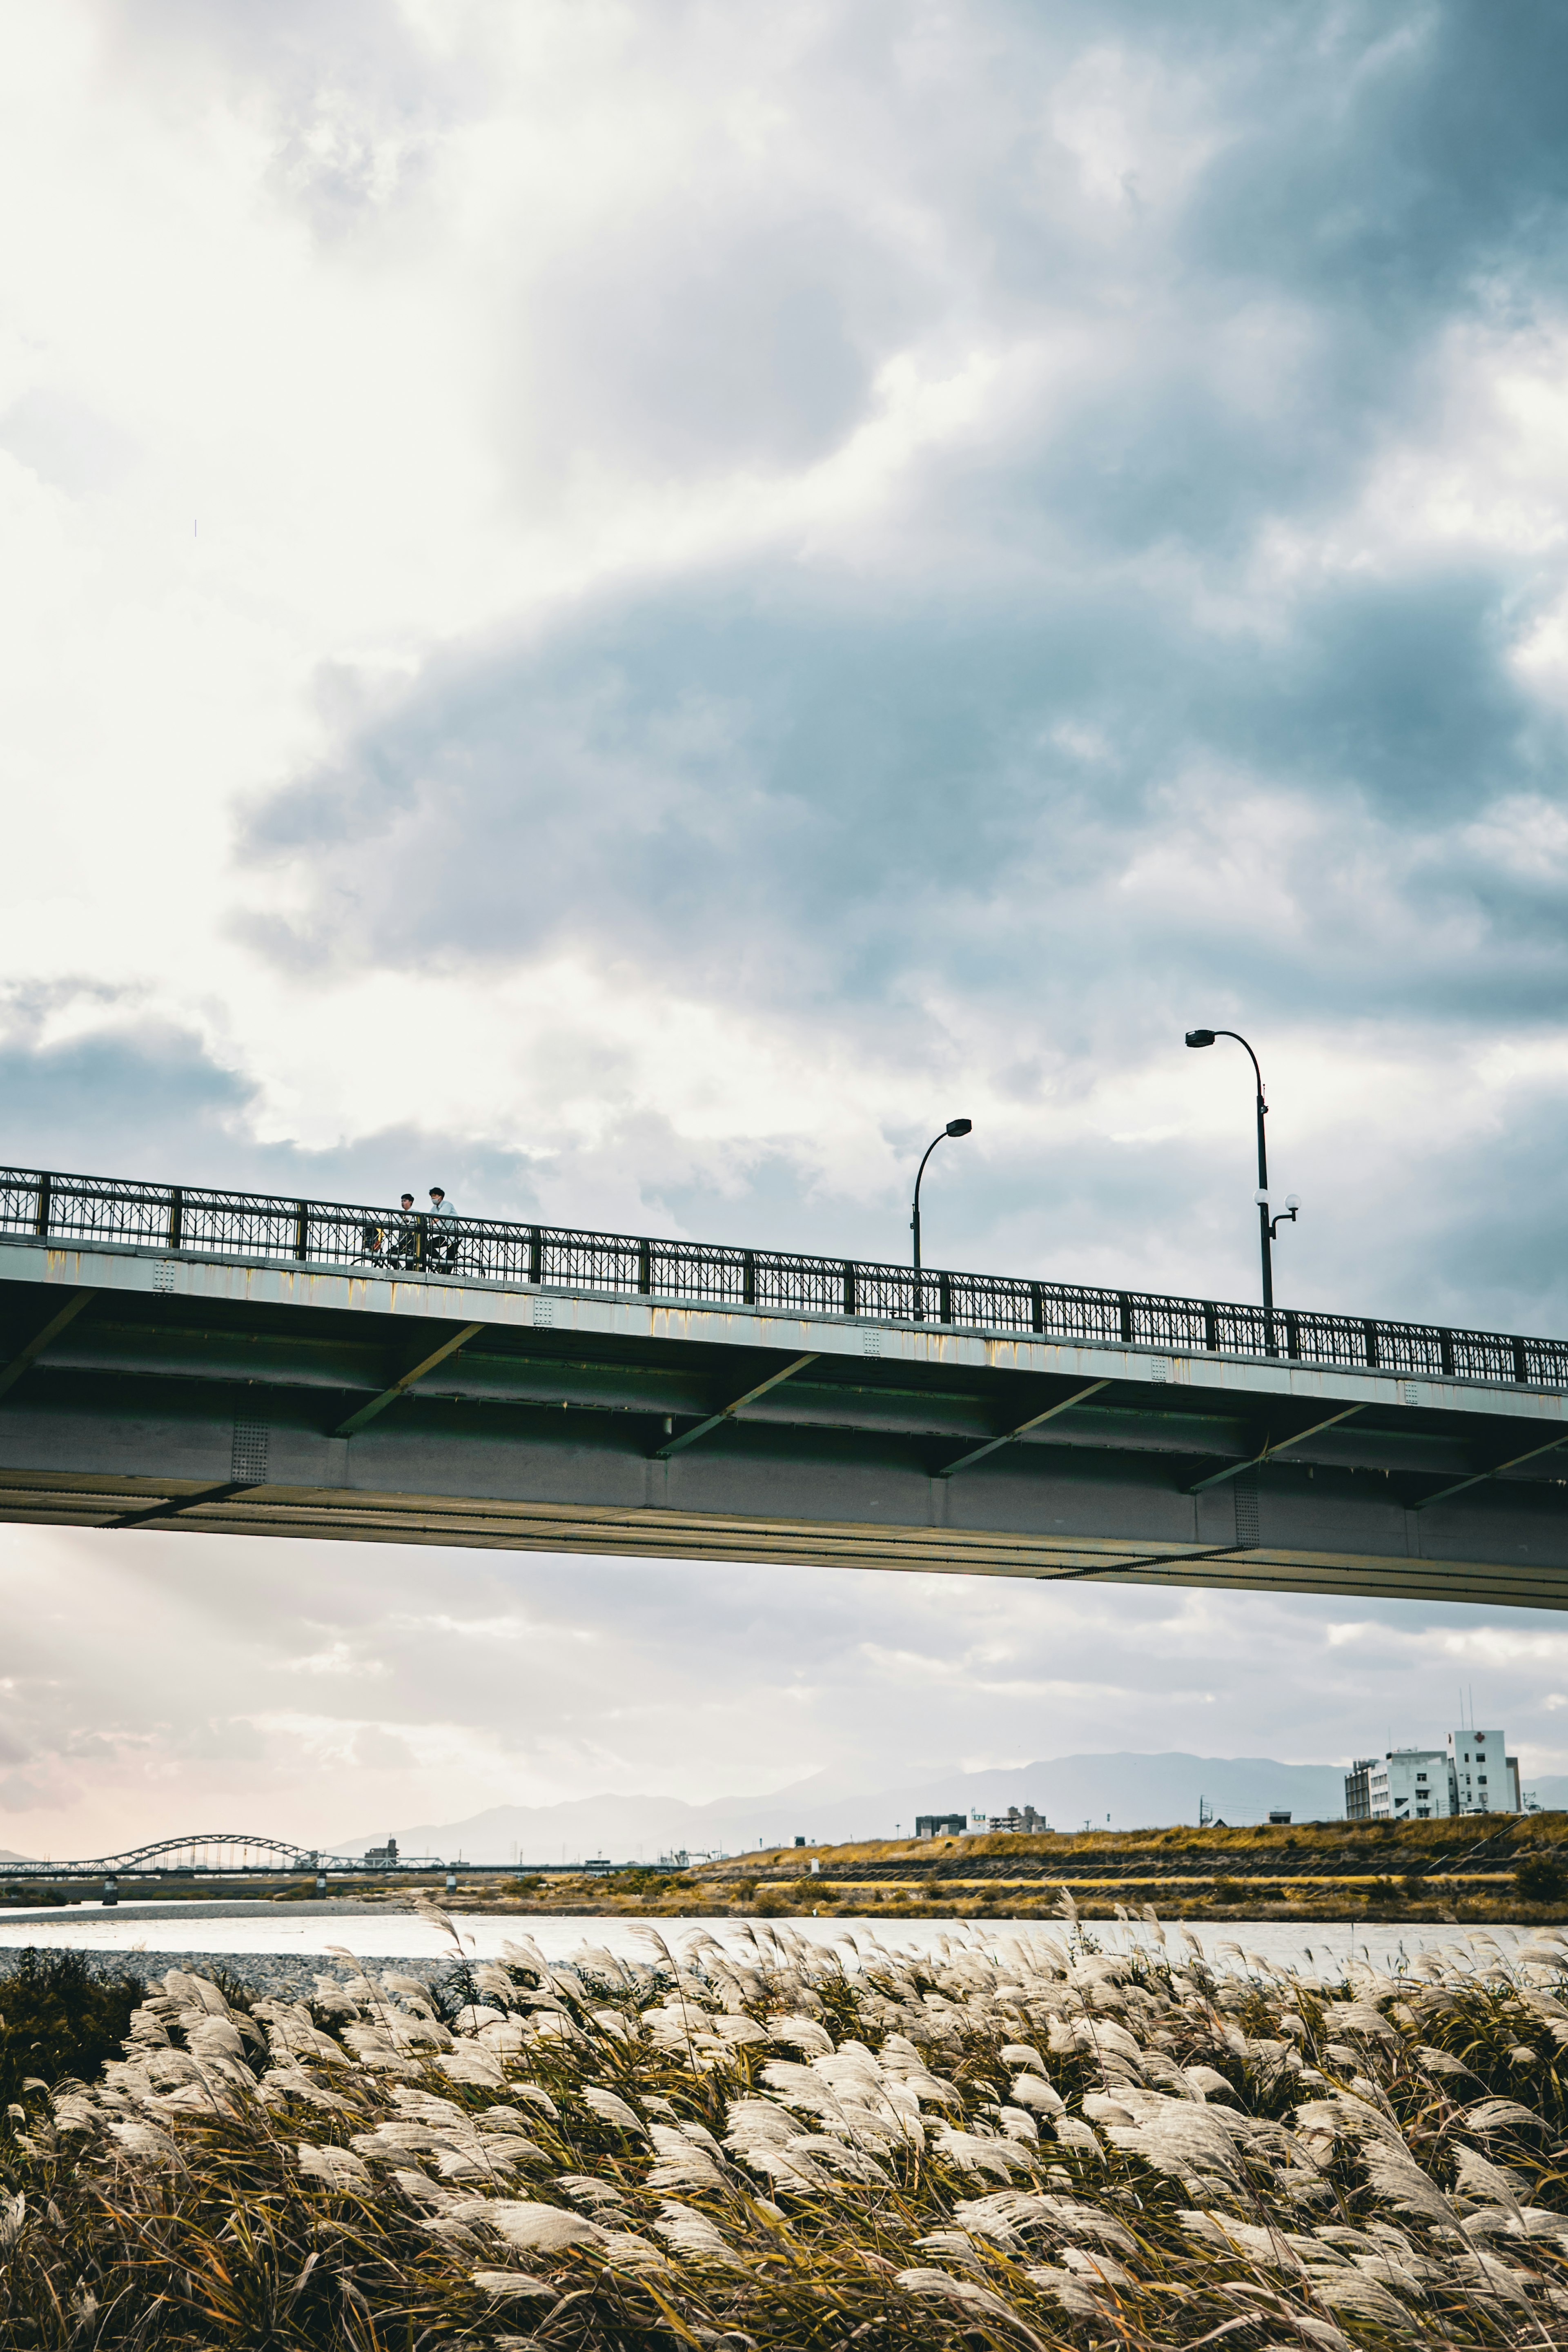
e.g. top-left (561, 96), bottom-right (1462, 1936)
top-left (1184, 1029), bottom-right (1299, 1348)
top-left (911, 1118), bottom-right (972, 1321)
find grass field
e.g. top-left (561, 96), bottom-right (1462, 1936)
top-left (464, 1813), bottom-right (1568, 1924)
top-left (5, 1901), bottom-right (1568, 2344)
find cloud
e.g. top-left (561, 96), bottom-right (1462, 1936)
top-left (239, 560), bottom-right (1565, 1031)
top-left (7, 1521), bottom-right (1568, 1859)
top-left (5, 0), bottom-right (1568, 1851)
top-left (351, 1724), bottom-right (416, 1772)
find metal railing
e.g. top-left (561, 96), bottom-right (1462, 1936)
top-left (2, 1160), bottom-right (1563, 1389)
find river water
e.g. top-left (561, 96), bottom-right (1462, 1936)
top-left (0, 1904), bottom-right (1554, 1979)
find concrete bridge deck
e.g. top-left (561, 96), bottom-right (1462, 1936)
top-left (1, 1195), bottom-right (1566, 1604)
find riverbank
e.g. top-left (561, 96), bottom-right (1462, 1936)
top-left (696, 1810), bottom-right (1568, 1925)
top-left (5, 1909), bottom-right (1568, 2348)
top-left (8, 1810), bottom-right (1561, 1927)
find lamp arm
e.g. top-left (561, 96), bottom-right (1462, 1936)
top-left (911, 1131), bottom-right (946, 1275)
top-left (1212, 1027), bottom-right (1265, 1107)
top-left (912, 1132), bottom-right (944, 1210)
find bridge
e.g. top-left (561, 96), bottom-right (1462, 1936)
top-left (0, 1828), bottom-right (453, 1888)
top-left (0, 1830), bottom-right (633, 1884)
top-left (2, 1831), bottom-right (321, 1879)
top-left (0, 1161), bottom-right (1566, 1607)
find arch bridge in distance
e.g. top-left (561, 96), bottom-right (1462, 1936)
top-left (0, 1162), bottom-right (1565, 1608)
top-left (4, 1831), bottom-right (316, 1879)
top-left (0, 1829), bottom-right (447, 1880)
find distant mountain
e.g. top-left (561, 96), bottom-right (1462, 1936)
top-left (330, 1751), bottom-right (1351, 1864)
top-left (0, 1848), bottom-right (34, 1864)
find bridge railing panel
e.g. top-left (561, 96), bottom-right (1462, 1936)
top-left (853, 1263), bottom-right (922, 1322)
top-left (644, 1240), bottom-right (749, 1304)
top-left (180, 1190), bottom-right (313, 1261)
top-left (535, 1227), bottom-right (645, 1294)
top-left (1186, 1300), bottom-right (1249, 1358)
top-left (439, 1218), bottom-right (529, 1284)
top-left (1449, 1326), bottom-right (1528, 1385)
top-left (1361, 1319), bottom-right (1450, 1375)
top-left (2, 1162), bottom-right (1564, 1390)
top-left (10, 1169), bottom-right (179, 1250)
top-left (0, 1170), bottom-right (39, 1237)
top-left (946, 1273), bottom-right (1037, 1332)
top-left (1523, 1335), bottom-right (1568, 1386)
top-left (748, 1251), bottom-right (855, 1316)
top-left (1033, 1283), bottom-right (1126, 1345)
top-left (1122, 1290), bottom-right (1215, 1353)
top-left (1283, 1310), bottom-right (1369, 1368)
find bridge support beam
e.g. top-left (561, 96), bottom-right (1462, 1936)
top-left (935, 1378), bottom-right (1111, 1477)
top-left (1187, 1405), bottom-right (1365, 1493)
top-left (334, 1321), bottom-right (487, 1437)
top-left (1, 1238), bottom-right (1566, 1607)
top-left (1412, 1428), bottom-right (1568, 1513)
top-left (652, 1352), bottom-right (819, 1459)
top-left (0, 1287), bottom-right (95, 1402)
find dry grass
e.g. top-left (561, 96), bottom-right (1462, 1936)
top-left (7, 1903), bottom-right (1568, 2346)
top-left (739, 1815), bottom-right (1563, 1869)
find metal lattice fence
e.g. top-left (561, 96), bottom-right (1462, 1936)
top-left (2, 1160), bottom-right (1564, 1388)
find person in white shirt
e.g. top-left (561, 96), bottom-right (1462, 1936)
top-left (428, 1186), bottom-right (455, 1270)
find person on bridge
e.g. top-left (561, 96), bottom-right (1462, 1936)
top-left (428, 1185), bottom-right (456, 1271)
top-left (392, 1193), bottom-right (418, 1267)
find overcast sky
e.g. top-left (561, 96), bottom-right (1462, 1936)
top-left (6, 0), bottom-right (1568, 1857)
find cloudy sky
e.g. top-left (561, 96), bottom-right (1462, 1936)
top-left (6, 0), bottom-right (1568, 1857)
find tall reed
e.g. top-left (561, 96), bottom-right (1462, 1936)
top-left (5, 1905), bottom-right (1568, 2346)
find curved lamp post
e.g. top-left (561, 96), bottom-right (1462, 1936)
top-left (1184, 1029), bottom-right (1298, 1348)
top-left (911, 1118), bottom-right (972, 1321)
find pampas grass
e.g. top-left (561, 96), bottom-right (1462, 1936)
top-left (6, 1904), bottom-right (1568, 2345)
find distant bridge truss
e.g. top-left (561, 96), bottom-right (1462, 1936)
top-left (2, 1832), bottom-right (452, 1880)
top-left (4, 1831), bottom-right (317, 1878)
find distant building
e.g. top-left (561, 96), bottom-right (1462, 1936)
top-left (583, 1857), bottom-right (612, 1875)
top-left (988, 1805), bottom-right (1050, 1834)
top-left (361, 1838), bottom-right (399, 1867)
top-left (1369, 1749), bottom-right (1454, 1822)
top-left (1346, 1732), bottom-right (1522, 1821)
top-left (1267, 1809), bottom-right (1291, 1825)
top-left (916, 1814), bottom-right (967, 1838)
top-left (1446, 1728), bottom-right (1521, 1815)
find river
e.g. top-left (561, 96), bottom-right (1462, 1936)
top-left (0, 1903), bottom-right (1554, 1978)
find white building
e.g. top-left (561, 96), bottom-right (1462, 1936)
top-left (1367, 1749), bottom-right (1453, 1821)
top-left (1446, 1728), bottom-right (1521, 1815)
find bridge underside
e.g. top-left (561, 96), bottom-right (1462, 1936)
top-left (1, 1468), bottom-right (1559, 1608)
top-left (2, 1241), bottom-right (1567, 1608)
